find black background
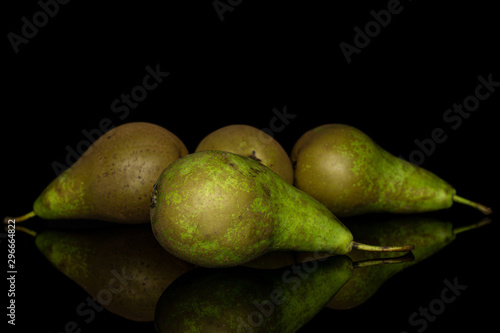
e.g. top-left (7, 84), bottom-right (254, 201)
top-left (3, 1), bottom-right (498, 332)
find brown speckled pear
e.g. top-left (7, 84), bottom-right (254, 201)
top-left (291, 124), bottom-right (492, 217)
top-left (195, 124), bottom-right (294, 184)
top-left (5, 122), bottom-right (188, 224)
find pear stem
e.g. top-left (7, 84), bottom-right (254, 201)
top-left (453, 195), bottom-right (492, 215)
top-left (3, 211), bottom-right (36, 224)
top-left (453, 217), bottom-right (492, 235)
top-left (351, 241), bottom-right (414, 252)
top-left (353, 252), bottom-right (415, 269)
top-left (3, 225), bottom-right (37, 237)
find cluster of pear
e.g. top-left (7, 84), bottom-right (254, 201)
top-left (7, 122), bottom-right (492, 331)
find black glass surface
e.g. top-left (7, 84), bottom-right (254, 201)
top-left (3, 1), bottom-right (497, 332)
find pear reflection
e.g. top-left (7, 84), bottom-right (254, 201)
top-left (296, 215), bottom-right (490, 310)
top-left (155, 255), bottom-right (354, 333)
top-left (245, 215), bottom-right (489, 311)
top-left (23, 224), bottom-right (194, 321)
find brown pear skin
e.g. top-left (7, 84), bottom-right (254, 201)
top-left (6, 122), bottom-right (188, 224)
top-left (19, 225), bottom-right (194, 321)
top-left (291, 124), bottom-right (492, 217)
top-left (195, 124), bottom-right (294, 184)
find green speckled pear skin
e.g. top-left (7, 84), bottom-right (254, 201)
top-left (154, 255), bottom-right (354, 333)
top-left (323, 216), bottom-right (456, 310)
top-left (195, 124), bottom-right (294, 184)
top-left (34, 225), bottom-right (194, 321)
top-left (291, 124), bottom-right (455, 217)
top-left (33, 122), bottom-right (188, 223)
top-left (150, 150), bottom-right (353, 268)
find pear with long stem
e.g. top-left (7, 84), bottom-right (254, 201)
top-left (291, 124), bottom-right (492, 217)
top-left (151, 151), bottom-right (414, 268)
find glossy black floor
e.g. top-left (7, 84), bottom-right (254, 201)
top-left (3, 1), bottom-right (498, 332)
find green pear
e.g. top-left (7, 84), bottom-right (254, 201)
top-left (195, 124), bottom-right (294, 184)
top-left (291, 124), bottom-right (492, 217)
top-left (5, 122), bottom-right (188, 224)
top-left (295, 216), bottom-right (490, 310)
top-left (150, 150), bottom-right (413, 268)
top-left (17, 225), bottom-right (194, 321)
top-left (155, 255), bottom-right (354, 332)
